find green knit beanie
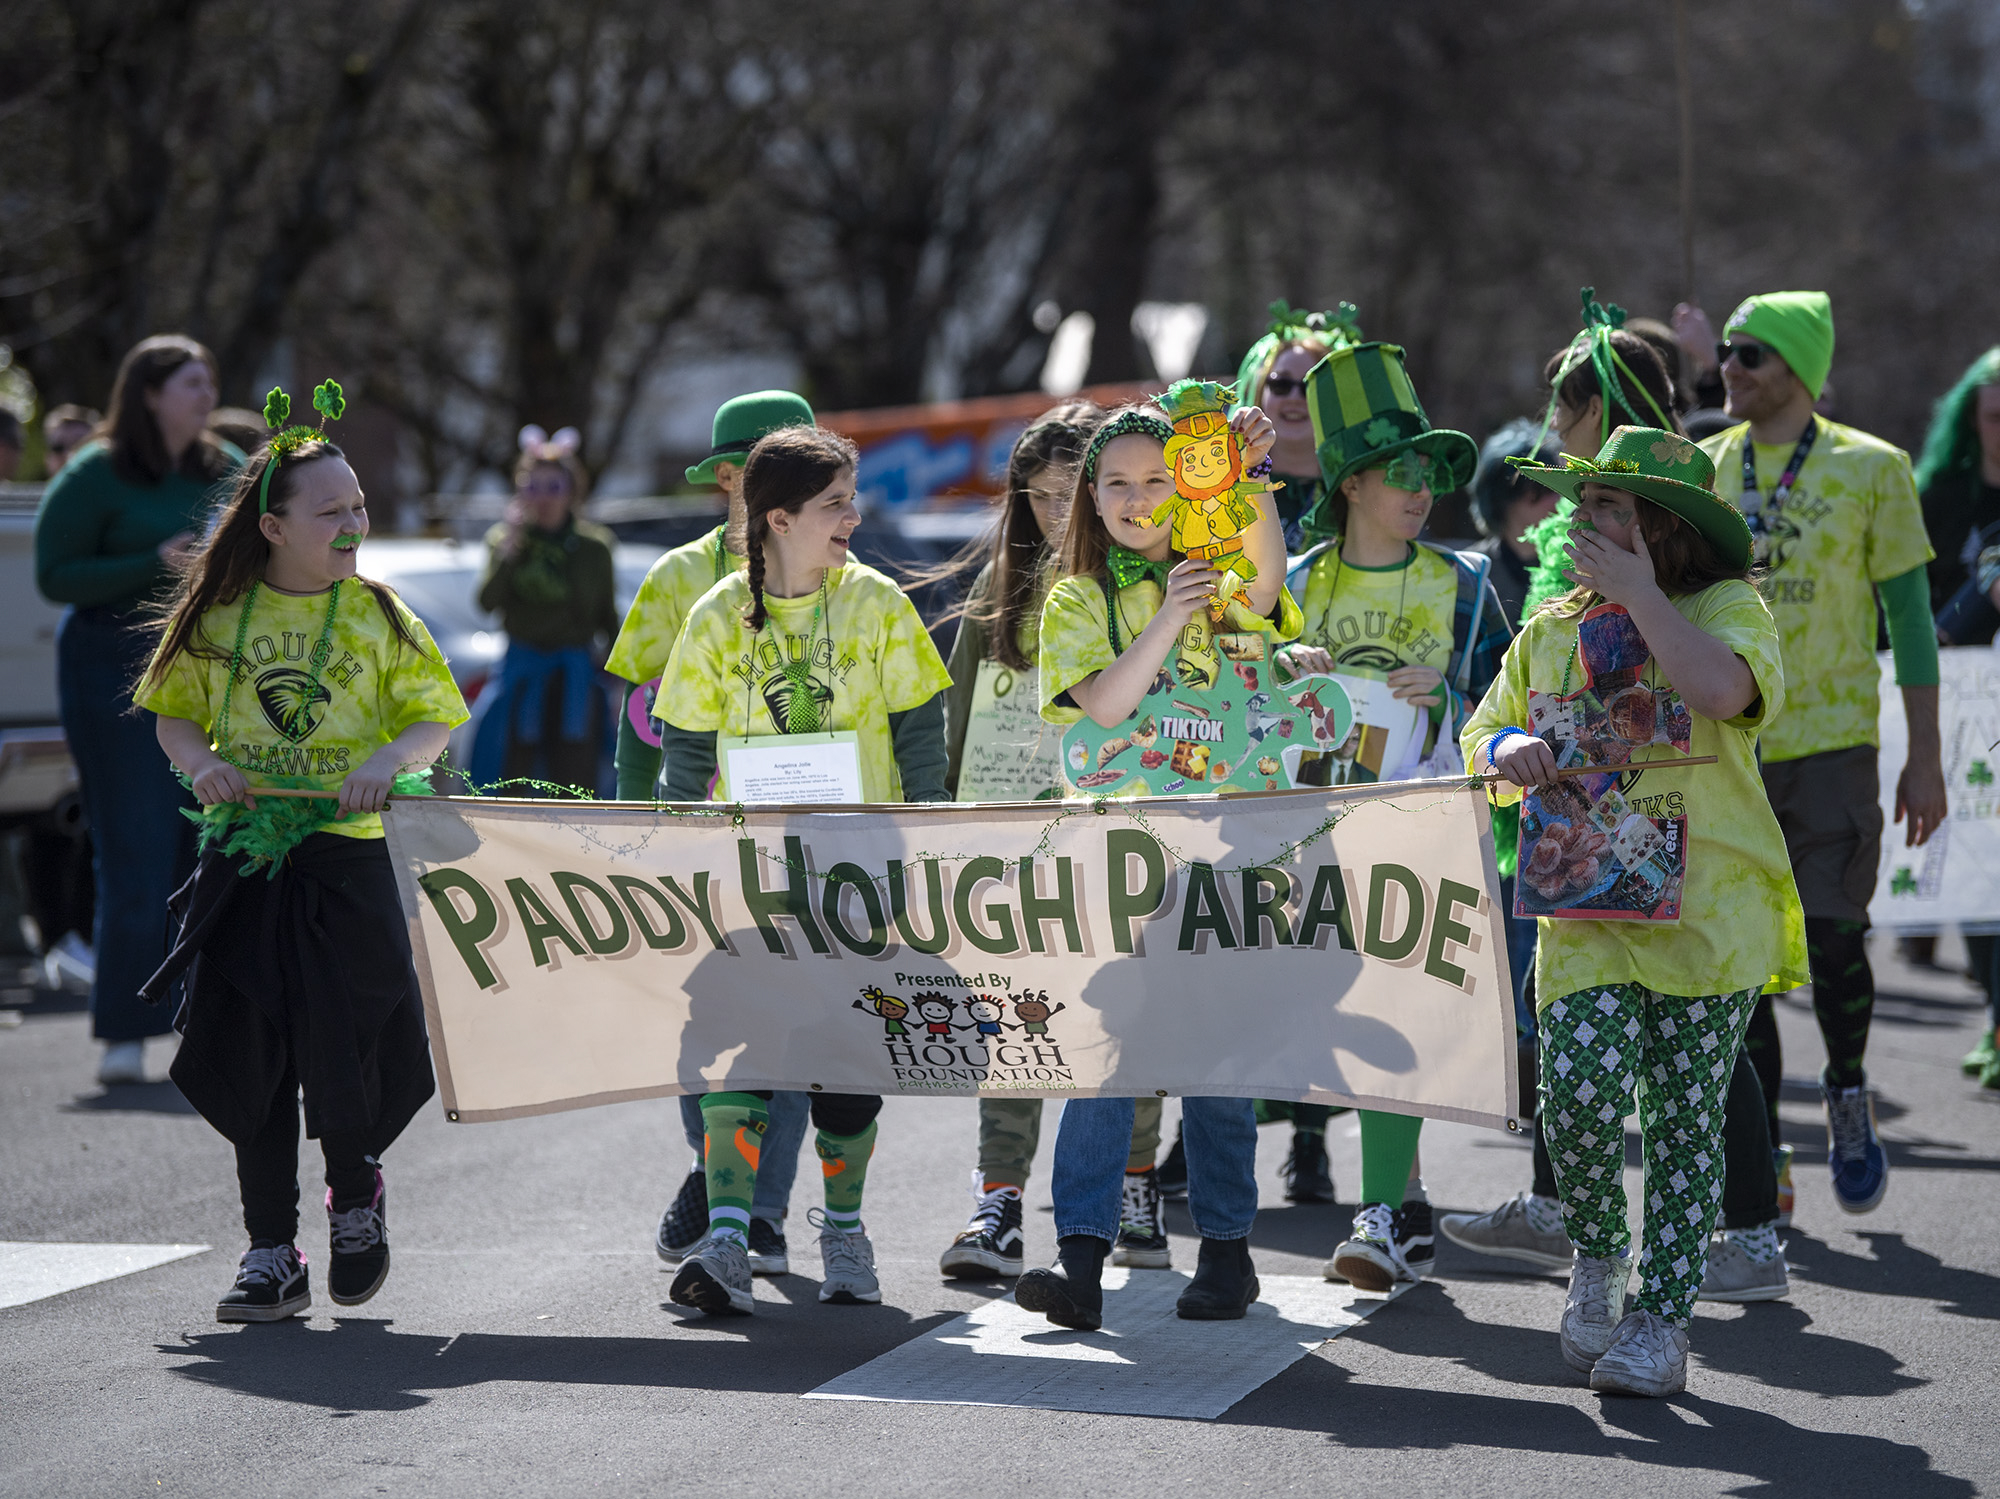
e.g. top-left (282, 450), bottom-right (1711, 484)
top-left (1725, 291), bottom-right (1835, 400)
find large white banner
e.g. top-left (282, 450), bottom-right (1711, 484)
top-left (1870, 647), bottom-right (2000, 932)
top-left (384, 785), bottom-right (1522, 1130)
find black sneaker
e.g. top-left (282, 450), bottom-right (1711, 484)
top-left (1280, 1128), bottom-right (1336, 1203)
top-left (655, 1167), bottom-right (708, 1265)
top-left (1157, 1129), bottom-right (1189, 1201)
top-left (1396, 1199), bottom-right (1435, 1277)
top-left (1112, 1166), bottom-right (1172, 1268)
top-left (217, 1243), bottom-right (310, 1323)
top-left (747, 1216), bottom-right (789, 1277)
top-left (327, 1170), bottom-right (390, 1307)
top-left (940, 1176), bottom-right (1026, 1279)
top-left (1015, 1235), bottom-right (1106, 1330)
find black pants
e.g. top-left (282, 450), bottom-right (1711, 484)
top-left (732, 1089), bottom-right (880, 1137)
top-left (235, 1062), bottom-right (382, 1246)
top-left (1529, 1036), bottom-right (1777, 1229)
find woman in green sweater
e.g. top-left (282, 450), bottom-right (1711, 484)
top-left (33, 335), bottom-right (240, 1084)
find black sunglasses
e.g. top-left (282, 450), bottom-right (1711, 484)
top-left (1716, 341), bottom-right (1770, 371)
top-left (1263, 374), bottom-right (1306, 397)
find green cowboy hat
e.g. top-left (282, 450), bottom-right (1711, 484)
top-left (1301, 342), bottom-right (1476, 534)
top-left (1516, 425), bottom-right (1753, 571)
top-left (685, 390), bottom-right (815, 486)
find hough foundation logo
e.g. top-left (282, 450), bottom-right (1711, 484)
top-left (853, 982), bottom-right (1074, 1092)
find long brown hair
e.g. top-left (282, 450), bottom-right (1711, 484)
top-left (1548, 494), bottom-right (1753, 619)
top-left (137, 441), bottom-right (430, 699)
top-left (1050, 403), bottom-right (1170, 584)
top-left (98, 335), bottom-right (234, 485)
top-left (970, 401), bottom-right (1101, 670)
top-left (740, 426), bottom-right (860, 632)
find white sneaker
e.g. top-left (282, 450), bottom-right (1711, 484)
top-left (1327, 1202), bottom-right (1417, 1292)
top-left (1559, 1251), bottom-right (1631, 1374)
top-left (1697, 1233), bottom-right (1789, 1303)
top-left (1589, 1308), bottom-right (1690, 1397)
top-left (668, 1230), bottom-right (755, 1315)
top-left (811, 1208), bottom-right (880, 1304)
top-left (1439, 1191), bottom-right (1574, 1272)
top-left (97, 1040), bottom-right (145, 1085)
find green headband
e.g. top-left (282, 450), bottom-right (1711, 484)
top-left (257, 380), bottom-right (347, 514)
top-left (1532, 289), bottom-right (1672, 456)
top-left (1083, 410), bottom-right (1173, 481)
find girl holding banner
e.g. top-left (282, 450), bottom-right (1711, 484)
top-left (1278, 341), bottom-right (1505, 1293)
top-left (1014, 401), bottom-right (1293, 1331)
top-left (654, 424), bottom-right (951, 1315)
top-left (1464, 426), bottom-right (1807, 1398)
top-left (134, 386), bottom-right (468, 1323)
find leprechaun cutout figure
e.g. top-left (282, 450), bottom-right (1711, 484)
top-left (1148, 379), bottom-right (1277, 621)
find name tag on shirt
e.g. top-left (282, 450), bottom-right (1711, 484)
top-left (718, 731), bottom-right (863, 804)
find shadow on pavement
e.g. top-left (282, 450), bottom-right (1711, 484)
top-left (63, 1080), bottom-right (197, 1115)
top-left (1784, 1230), bottom-right (2000, 1321)
top-left (160, 1305), bottom-right (963, 1412)
top-left (1217, 1339), bottom-right (1973, 1496)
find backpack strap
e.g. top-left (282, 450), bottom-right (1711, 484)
top-left (1415, 539), bottom-right (1493, 697)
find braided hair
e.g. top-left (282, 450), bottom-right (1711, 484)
top-left (740, 426), bottom-right (860, 632)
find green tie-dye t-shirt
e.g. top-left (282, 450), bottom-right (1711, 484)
top-left (659, 562), bottom-right (952, 803)
top-left (604, 525), bottom-right (743, 687)
top-left (136, 581), bottom-right (469, 840)
top-left (1698, 419), bottom-right (1933, 764)
top-left (1462, 578), bottom-right (1808, 1003)
top-left (1036, 573), bottom-right (1304, 725)
top-left (1296, 543), bottom-right (1459, 683)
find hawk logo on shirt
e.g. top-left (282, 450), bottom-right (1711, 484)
top-left (760, 668), bottom-right (833, 735)
top-left (255, 667), bottom-right (333, 742)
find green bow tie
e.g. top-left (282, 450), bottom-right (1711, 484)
top-left (1106, 545), bottom-right (1171, 591)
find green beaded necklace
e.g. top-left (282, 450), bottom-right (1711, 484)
top-left (210, 580), bottom-right (344, 770)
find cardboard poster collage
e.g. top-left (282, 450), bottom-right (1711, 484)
top-left (1518, 603), bottom-right (1693, 922)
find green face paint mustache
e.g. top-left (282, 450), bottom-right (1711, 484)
top-left (331, 534), bottom-right (362, 552)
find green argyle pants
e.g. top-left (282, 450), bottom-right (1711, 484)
top-left (1539, 982), bottom-right (1759, 1327)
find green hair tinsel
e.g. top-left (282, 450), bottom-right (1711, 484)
top-left (183, 770), bottom-right (435, 877)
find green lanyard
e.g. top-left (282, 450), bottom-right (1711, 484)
top-left (211, 580), bottom-right (343, 761)
top-left (744, 575), bottom-right (832, 735)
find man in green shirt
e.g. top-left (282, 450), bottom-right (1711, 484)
top-left (1698, 290), bottom-right (1945, 1218)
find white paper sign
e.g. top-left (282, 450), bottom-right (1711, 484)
top-left (957, 660), bottom-right (1063, 803)
top-left (1870, 647), bottom-right (2000, 931)
top-left (719, 731), bottom-right (863, 805)
top-left (1326, 672), bottom-right (1425, 785)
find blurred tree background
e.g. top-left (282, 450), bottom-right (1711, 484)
top-left (2, 0), bottom-right (1997, 501)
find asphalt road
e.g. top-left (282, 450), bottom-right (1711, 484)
top-left (2, 935), bottom-right (1995, 1498)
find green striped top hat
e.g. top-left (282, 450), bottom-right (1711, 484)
top-left (686, 390), bottom-right (815, 486)
top-left (1302, 342), bottom-right (1476, 535)
top-left (1516, 425), bottom-right (1753, 571)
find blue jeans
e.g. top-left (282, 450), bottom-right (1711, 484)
top-left (1498, 875), bottom-right (1539, 1041)
top-left (1052, 1096), bottom-right (1258, 1242)
top-left (678, 1090), bottom-right (809, 1223)
top-left (56, 606), bottom-right (196, 1042)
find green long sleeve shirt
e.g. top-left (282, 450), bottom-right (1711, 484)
top-left (33, 441), bottom-right (239, 610)
top-left (476, 518), bottom-right (621, 650)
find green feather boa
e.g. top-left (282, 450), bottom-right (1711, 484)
top-left (181, 770), bottom-right (437, 877)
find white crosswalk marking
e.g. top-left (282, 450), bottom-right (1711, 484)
top-left (0, 1242), bottom-right (208, 1310)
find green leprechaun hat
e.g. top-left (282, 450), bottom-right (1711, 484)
top-left (1301, 342), bottom-right (1476, 535)
top-left (1517, 426), bottom-right (1753, 571)
top-left (685, 389), bottom-right (815, 486)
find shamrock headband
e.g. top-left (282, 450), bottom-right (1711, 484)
top-left (257, 380), bottom-right (347, 514)
top-left (1082, 410), bottom-right (1173, 481)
